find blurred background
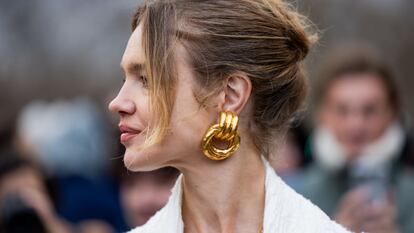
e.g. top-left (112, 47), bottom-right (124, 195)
top-left (0, 0), bottom-right (413, 232)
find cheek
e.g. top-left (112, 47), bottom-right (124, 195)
top-left (319, 106), bottom-right (343, 135)
top-left (122, 57), bottom-right (218, 170)
top-left (135, 93), bottom-right (151, 127)
top-left (162, 76), bottom-right (214, 156)
top-left (166, 95), bottom-right (210, 156)
top-left (366, 112), bottom-right (393, 141)
top-left (123, 90), bottom-right (210, 170)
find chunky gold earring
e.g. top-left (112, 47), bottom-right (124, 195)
top-left (201, 111), bottom-right (241, 161)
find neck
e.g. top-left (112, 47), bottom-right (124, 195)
top-left (177, 142), bottom-right (266, 233)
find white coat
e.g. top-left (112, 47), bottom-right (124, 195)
top-left (128, 158), bottom-right (351, 233)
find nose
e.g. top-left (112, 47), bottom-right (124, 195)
top-left (347, 110), bottom-right (366, 129)
top-left (108, 90), bottom-right (136, 116)
top-left (344, 110), bottom-right (367, 137)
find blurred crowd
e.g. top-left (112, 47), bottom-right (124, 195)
top-left (0, 97), bottom-right (179, 233)
top-left (272, 47), bottom-right (414, 233)
top-left (0, 1), bottom-right (413, 232)
top-left (0, 45), bottom-right (413, 233)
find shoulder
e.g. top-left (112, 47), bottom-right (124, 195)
top-left (264, 160), bottom-right (350, 233)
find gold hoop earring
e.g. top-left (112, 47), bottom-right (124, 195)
top-left (201, 111), bottom-right (241, 161)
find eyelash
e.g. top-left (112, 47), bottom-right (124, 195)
top-left (139, 75), bottom-right (148, 88)
top-left (121, 75), bottom-right (147, 88)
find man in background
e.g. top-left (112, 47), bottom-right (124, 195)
top-left (118, 166), bottom-right (179, 228)
top-left (301, 47), bottom-right (414, 233)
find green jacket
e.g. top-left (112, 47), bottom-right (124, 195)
top-left (300, 138), bottom-right (414, 233)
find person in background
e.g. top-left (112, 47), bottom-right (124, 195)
top-left (269, 126), bottom-right (310, 192)
top-left (14, 98), bottom-right (125, 232)
top-left (0, 149), bottom-right (71, 233)
top-left (0, 148), bottom-right (119, 233)
top-left (301, 47), bottom-right (414, 233)
top-left (117, 166), bottom-right (179, 228)
top-left (15, 98), bottom-right (112, 179)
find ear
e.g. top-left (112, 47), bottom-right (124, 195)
top-left (217, 72), bottom-right (252, 114)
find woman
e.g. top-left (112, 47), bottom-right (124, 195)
top-left (109, 0), bottom-right (349, 232)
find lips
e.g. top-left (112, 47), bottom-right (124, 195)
top-left (119, 124), bottom-right (141, 143)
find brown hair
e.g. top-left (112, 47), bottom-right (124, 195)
top-left (314, 47), bottom-right (400, 114)
top-left (132, 0), bottom-right (316, 156)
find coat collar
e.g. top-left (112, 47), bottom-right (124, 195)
top-left (129, 157), bottom-right (349, 233)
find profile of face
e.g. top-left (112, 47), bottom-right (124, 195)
top-left (120, 169), bottom-right (178, 227)
top-left (109, 0), bottom-right (310, 171)
top-left (108, 24), bottom-right (222, 171)
top-left (317, 74), bottom-right (396, 158)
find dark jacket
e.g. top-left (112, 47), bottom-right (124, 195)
top-left (300, 134), bottom-right (414, 233)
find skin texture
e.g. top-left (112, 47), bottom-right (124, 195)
top-left (109, 24), bottom-right (266, 233)
top-left (317, 74), bottom-right (399, 233)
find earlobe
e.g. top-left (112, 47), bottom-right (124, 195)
top-left (219, 73), bottom-right (252, 114)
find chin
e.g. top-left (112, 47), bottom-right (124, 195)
top-left (123, 148), bottom-right (165, 172)
top-left (344, 145), bottom-right (364, 158)
top-left (124, 146), bottom-right (174, 172)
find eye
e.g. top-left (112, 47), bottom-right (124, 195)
top-left (139, 75), bottom-right (148, 88)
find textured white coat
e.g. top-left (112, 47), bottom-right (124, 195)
top-left (128, 159), bottom-right (351, 233)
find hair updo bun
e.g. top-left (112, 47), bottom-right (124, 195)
top-left (132, 0), bottom-right (317, 156)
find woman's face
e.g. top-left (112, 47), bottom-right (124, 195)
top-left (109, 24), bottom-right (217, 171)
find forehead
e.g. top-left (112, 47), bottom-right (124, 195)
top-left (327, 74), bottom-right (388, 104)
top-left (121, 24), bottom-right (145, 70)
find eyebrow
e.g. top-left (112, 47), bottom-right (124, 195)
top-left (120, 62), bottom-right (145, 74)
